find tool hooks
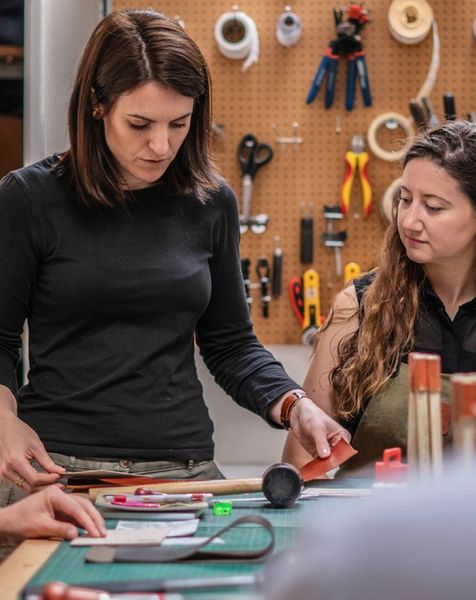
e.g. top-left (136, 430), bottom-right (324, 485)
top-left (271, 121), bottom-right (303, 151)
top-left (241, 257), bottom-right (272, 318)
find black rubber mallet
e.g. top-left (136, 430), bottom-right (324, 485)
top-left (261, 462), bottom-right (303, 508)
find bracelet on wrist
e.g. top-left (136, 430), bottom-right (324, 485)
top-left (280, 391), bottom-right (307, 430)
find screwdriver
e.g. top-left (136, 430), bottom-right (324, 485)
top-left (300, 202), bottom-right (314, 264)
top-left (443, 92), bottom-right (456, 121)
top-left (272, 236), bottom-right (283, 297)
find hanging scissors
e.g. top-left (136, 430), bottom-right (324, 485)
top-left (237, 133), bottom-right (273, 233)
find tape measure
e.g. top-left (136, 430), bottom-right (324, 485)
top-left (367, 112), bottom-right (413, 162)
top-left (388, 0), bottom-right (434, 45)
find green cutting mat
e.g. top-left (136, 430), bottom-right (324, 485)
top-left (21, 484), bottom-right (371, 599)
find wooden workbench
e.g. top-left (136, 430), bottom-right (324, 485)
top-left (0, 539), bottom-right (58, 600)
top-left (1, 480), bottom-right (370, 600)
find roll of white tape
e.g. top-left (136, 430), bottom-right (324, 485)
top-left (381, 177), bottom-right (402, 223)
top-left (388, 0), bottom-right (434, 45)
top-left (276, 10), bottom-right (302, 47)
top-left (367, 112), bottom-right (414, 162)
top-left (214, 11), bottom-right (260, 72)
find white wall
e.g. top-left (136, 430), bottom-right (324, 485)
top-left (196, 345), bottom-right (312, 467)
top-left (24, 0), bottom-right (104, 165)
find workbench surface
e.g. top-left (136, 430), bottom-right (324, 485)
top-left (1, 480), bottom-right (370, 600)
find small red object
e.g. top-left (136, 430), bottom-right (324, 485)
top-left (375, 448), bottom-right (408, 484)
top-left (300, 439), bottom-right (358, 481)
top-left (134, 486), bottom-right (153, 495)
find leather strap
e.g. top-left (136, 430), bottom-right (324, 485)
top-left (85, 514), bottom-right (275, 564)
top-left (280, 391), bottom-right (306, 429)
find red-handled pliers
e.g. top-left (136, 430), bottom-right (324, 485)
top-left (289, 277), bottom-right (304, 326)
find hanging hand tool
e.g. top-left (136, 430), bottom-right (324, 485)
top-left (256, 257), bottom-right (271, 318)
top-left (301, 268), bottom-right (321, 346)
top-left (443, 91), bottom-right (456, 120)
top-left (306, 42), bottom-right (340, 108)
top-left (300, 202), bottom-right (314, 264)
top-left (409, 98), bottom-right (428, 131)
top-left (241, 258), bottom-right (252, 310)
top-left (288, 277), bottom-right (304, 326)
top-left (421, 96), bottom-right (439, 128)
top-left (271, 236), bottom-right (283, 298)
top-left (306, 3), bottom-right (372, 110)
top-left (346, 46), bottom-right (372, 110)
top-left (237, 133), bottom-right (273, 234)
top-left (341, 133), bottom-right (372, 218)
top-left (323, 205), bottom-right (347, 279)
top-left (344, 261), bottom-right (361, 283)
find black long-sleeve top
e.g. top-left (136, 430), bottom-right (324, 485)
top-left (0, 157), bottom-right (297, 459)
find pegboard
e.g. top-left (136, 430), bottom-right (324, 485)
top-left (113, 0), bottom-right (476, 344)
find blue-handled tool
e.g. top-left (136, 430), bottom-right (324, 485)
top-left (306, 3), bottom-right (372, 111)
top-left (306, 45), bottom-right (339, 107)
top-left (346, 50), bottom-right (372, 110)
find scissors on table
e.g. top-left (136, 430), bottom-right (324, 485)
top-left (237, 133), bottom-right (273, 234)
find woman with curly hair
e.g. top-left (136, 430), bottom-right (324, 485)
top-left (283, 120), bottom-right (476, 473)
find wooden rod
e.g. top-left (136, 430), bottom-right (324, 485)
top-left (90, 478), bottom-right (263, 501)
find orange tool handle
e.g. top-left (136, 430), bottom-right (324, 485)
top-left (357, 152), bottom-right (372, 218)
top-left (341, 151), bottom-right (357, 215)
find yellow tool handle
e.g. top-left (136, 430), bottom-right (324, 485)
top-left (302, 268), bottom-right (321, 330)
top-left (344, 261), bottom-right (361, 283)
top-left (341, 151), bottom-right (357, 215)
top-left (357, 152), bottom-right (372, 218)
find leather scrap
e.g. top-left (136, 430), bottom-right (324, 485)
top-left (85, 514), bottom-right (275, 564)
top-left (300, 439), bottom-right (358, 481)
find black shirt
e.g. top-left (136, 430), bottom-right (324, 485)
top-left (0, 158), bottom-right (297, 459)
top-left (355, 271), bottom-right (476, 372)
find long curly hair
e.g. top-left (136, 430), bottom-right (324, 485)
top-left (330, 121), bottom-right (476, 419)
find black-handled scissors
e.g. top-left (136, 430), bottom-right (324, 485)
top-left (237, 134), bottom-right (273, 179)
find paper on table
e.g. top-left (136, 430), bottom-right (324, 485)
top-left (116, 519), bottom-right (199, 537)
top-left (70, 528), bottom-right (169, 546)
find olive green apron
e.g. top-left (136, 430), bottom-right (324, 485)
top-left (338, 362), bottom-right (452, 477)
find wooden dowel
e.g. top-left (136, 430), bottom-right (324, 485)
top-left (427, 354), bottom-right (442, 478)
top-left (90, 477), bottom-right (263, 502)
top-left (452, 373), bottom-right (476, 467)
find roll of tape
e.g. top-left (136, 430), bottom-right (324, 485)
top-left (214, 11), bottom-right (260, 72)
top-left (381, 177), bottom-right (402, 223)
top-left (276, 10), bottom-right (302, 47)
top-left (388, 0), bottom-right (434, 44)
top-left (367, 112), bottom-right (414, 162)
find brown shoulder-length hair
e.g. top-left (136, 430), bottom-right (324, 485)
top-left (330, 120), bottom-right (476, 419)
top-left (55, 9), bottom-right (219, 206)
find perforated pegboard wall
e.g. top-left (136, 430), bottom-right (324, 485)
top-left (113, 0), bottom-right (476, 344)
